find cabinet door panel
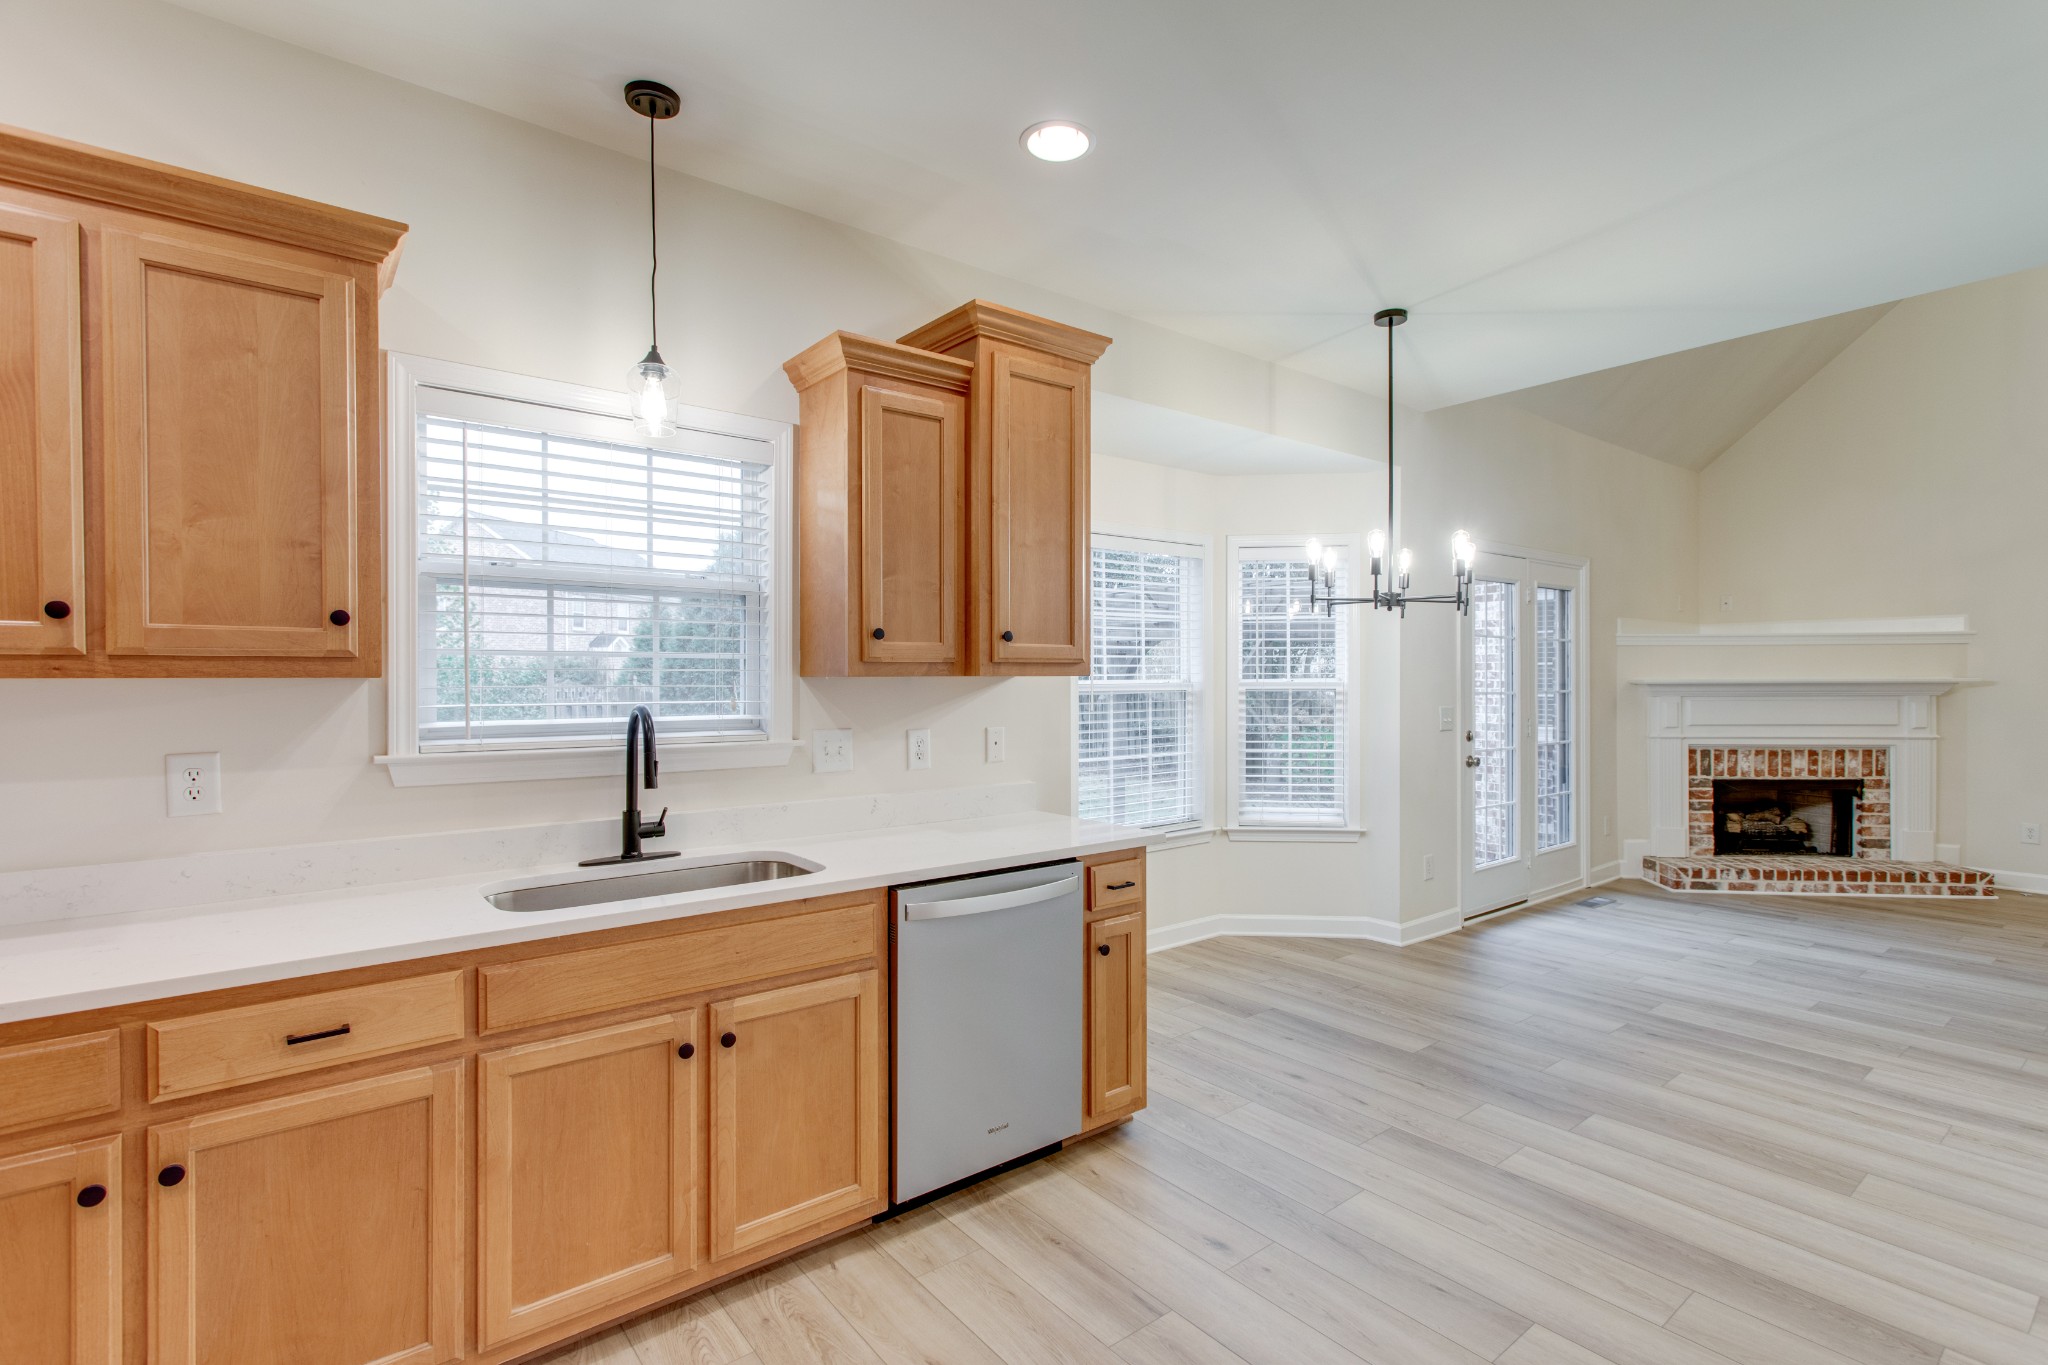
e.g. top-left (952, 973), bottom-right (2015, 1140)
top-left (149, 1064), bottom-right (462, 1365)
top-left (859, 382), bottom-right (961, 666)
top-left (0, 201), bottom-right (84, 655)
top-left (479, 1013), bottom-right (700, 1349)
top-left (710, 969), bottom-right (881, 1260)
top-left (1085, 910), bottom-right (1146, 1125)
top-left (0, 1135), bottom-right (119, 1365)
top-left (99, 228), bottom-right (359, 658)
top-left (986, 351), bottom-right (1086, 669)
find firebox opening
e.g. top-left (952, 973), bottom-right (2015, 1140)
top-left (1713, 779), bottom-right (1862, 857)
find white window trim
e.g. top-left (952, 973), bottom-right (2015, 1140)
top-left (1225, 532), bottom-right (1365, 840)
top-left (377, 353), bottom-right (797, 787)
top-left (1072, 527), bottom-right (1213, 835)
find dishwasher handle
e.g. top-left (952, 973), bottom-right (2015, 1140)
top-left (899, 875), bottom-right (1081, 921)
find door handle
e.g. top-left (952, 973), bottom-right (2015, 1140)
top-left (899, 876), bottom-right (1080, 921)
top-left (1465, 755), bottom-right (1481, 768)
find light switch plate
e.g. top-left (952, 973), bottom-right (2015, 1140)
top-left (1438, 706), bottom-right (1453, 732)
top-left (907, 728), bottom-right (932, 770)
top-left (812, 729), bottom-right (854, 774)
top-left (166, 752), bottom-right (222, 817)
top-left (986, 726), bottom-right (1006, 763)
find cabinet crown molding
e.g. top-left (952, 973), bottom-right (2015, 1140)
top-left (899, 299), bottom-right (1113, 364)
top-left (0, 123), bottom-right (408, 276)
top-left (782, 330), bottom-right (973, 394)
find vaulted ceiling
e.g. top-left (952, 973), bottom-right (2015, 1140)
top-left (171, 0), bottom-right (2048, 411)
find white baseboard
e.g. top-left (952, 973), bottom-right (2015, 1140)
top-left (1149, 905), bottom-right (1462, 953)
top-left (1588, 860), bottom-right (1623, 887)
top-left (1976, 867), bottom-right (2048, 896)
top-left (1622, 840), bottom-right (1648, 880)
top-left (1935, 843), bottom-right (1961, 866)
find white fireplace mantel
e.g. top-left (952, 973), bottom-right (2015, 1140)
top-left (1634, 678), bottom-right (1964, 864)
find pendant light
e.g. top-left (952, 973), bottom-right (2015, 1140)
top-left (1305, 308), bottom-right (1476, 616)
top-left (624, 79), bottom-right (681, 437)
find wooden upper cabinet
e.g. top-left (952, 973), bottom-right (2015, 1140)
top-left (709, 969), bottom-right (883, 1261)
top-left (148, 1064), bottom-right (463, 1365)
top-left (0, 1135), bottom-right (120, 1365)
top-left (478, 1013), bottom-right (701, 1350)
top-left (785, 332), bottom-right (970, 676)
top-left (98, 228), bottom-right (360, 660)
top-left (0, 124), bottom-right (404, 677)
top-left (899, 301), bottom-right (1109, 675)
top-left (0, 201), bottom-right (84, 657)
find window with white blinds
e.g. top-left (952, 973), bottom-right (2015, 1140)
top-left (411, 385), bottom-right (778, 751)
top-left (1077, 536), bottom-right (1205, 830)
top-left (1230, 538), bottom-right (1351, 828)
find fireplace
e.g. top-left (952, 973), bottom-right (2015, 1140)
top-left (1714, 778), bottom-right (1860, 856)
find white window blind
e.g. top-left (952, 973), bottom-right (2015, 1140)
top-left (1232, 542), bottom-right (1349, 827)
top-left (1078, 538), bottom-right (1204, 830)
top-left (414, 397), bottom-right (775, 750)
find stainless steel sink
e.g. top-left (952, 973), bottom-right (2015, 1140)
top-left (486, 858), bottom-right (815, 913)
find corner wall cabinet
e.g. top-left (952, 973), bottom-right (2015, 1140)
top-left (785, 301), bottom-right (1110, 676)
top-left (0, 124), bottom-right (405, 678)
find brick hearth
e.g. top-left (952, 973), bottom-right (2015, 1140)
top-left (1689, 746), bottom-right (1891, 857)
top-left (1643, 853), bottom-right (1992, 897)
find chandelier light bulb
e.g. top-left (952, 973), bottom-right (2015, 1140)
top-left (1398, 548), bottom-right (1414, 577)
top-left (1305, 537), bottom-right (1323, 565)
top-left (631, 349), bottom-right (678, 437)
top-left (1367, 529), bottom-right (1386, 561)
top-left (1323, 548), bottom-right (1339, 574)
top-left (1451, 529), bottom-right (1476, 569)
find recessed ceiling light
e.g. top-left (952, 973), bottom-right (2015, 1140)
top-left (1021, 120), bottom-right (1092, 162)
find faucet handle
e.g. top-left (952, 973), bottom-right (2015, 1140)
top-left (638, 806), bottom-right (669, 840)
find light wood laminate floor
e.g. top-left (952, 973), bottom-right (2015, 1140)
top-left (541, 881), bottom-right (2048, 1365)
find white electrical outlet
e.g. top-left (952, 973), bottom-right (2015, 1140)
top-left (986, 726), bottom-right (1006, 763)
top-left (812, 729), bottom-right (854, 774)
top-left (2023, 822), bottom-right (2042, 846)
top-left (1422, 854), bottom-right (1436, 881)
top-left (1438, 706), bottom-right (1453, 732)
top-left (907, 728), bottom-right (932, 770)
top-left (1601, 813), bottom-right (1613, 837)
top-left (166, 752), bottom-right (222, 817)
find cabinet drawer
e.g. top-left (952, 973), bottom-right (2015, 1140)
top-left (147, 971), bottom-right (465, 1102)
top-left (0, 1029), bottom-right (121, 1135)
top-left (479, 893), bottom-right (882, 1035)
top-left (1087, 857), bottom-right (1145, 913)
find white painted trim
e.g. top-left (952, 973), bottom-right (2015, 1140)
top-left (1147, 905), bottom-right (1461, 953)
top-left (1975, 867), bottom-right (2048, 896)
top-left (1224, 827), bottom-right (1364, 844)
top-left (1145, 827), bottom-right (1218, 853)
top-left (1589, 859), bottom-right (1623, 886)
top-left (1935, 843), bottom-right (1961, 866)
top-left (1618, 615), bottom-right (1972, 647)
top-left (380, 353), bottom-right (796, 784)
top-left (376, 739), bottom-right (802, 787)
top-left (1622, 839), bottom-right (1649, 880)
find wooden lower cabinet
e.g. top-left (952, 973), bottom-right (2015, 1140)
top-left (710, 969), bottom-right (883, 1261)
top-left (1085, 908), bottom-right (1147, 1127)
top-left (147, 1064), bottom-right (464, 1365)
top-left (478, 1013), bottom-right (700, 1350)
top-left (0, 1135), bottom-right (120, 1365)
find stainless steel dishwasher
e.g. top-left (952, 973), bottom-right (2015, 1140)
top-left (891, 860), bottom-right (1084, 1204)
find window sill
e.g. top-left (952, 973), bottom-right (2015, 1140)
top-left (377, 739), bottom-right (801, 788)
top-left (1145, 827), bottom-right (1218, 853)
top-left (1225, 826), bottom-right (1365, 844)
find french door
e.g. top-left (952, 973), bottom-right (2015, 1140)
top-left (1461, 552), bottom-right (1581, 918)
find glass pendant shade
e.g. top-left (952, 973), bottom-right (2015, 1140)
top-left (631, 346), bottom-right (678, 437)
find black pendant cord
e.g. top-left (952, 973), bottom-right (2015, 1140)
top-left (647, 114), bottom-right (659, 351)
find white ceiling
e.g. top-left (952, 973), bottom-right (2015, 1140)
top-left (170, 0), bottom-right (2048, 409)
top-left (1489, 302), bottom-right (1894, 469)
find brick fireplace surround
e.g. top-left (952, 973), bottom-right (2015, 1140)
top-left (1645, 746), bottom-right (1991, 897)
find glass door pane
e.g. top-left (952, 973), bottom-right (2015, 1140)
top-left (1535, 585), bottom-right (1573, 851)
top-left (1470, 577), bottom-right (1517, 869)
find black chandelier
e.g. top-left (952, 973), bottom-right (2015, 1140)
top-left (1304, 308), bottom-right (1475, 616)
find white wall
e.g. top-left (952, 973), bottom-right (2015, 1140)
top-left (0, 0), bottom-right (1701, 930)
top-left (1694, 264), bottom-right (2048, 882)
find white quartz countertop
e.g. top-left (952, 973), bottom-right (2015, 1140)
top-left (0, 812), bottom-right (1144, 1024)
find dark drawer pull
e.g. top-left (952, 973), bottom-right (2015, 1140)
top-left (329, 609), bottom-right (351, 626)
top-left (76, 1184), bottom-right (107, 1208)
top-left (284, 1024), bottom-right (352, 1046)
top-left (1097, 943), bottom-right (1111, 955)
top-left (43, 600), bottom-right (70, 620)
top-left (720, 1031), bottom-right (737, 1048)
top-left (1000, 630), bottom-right (1014, 642)
top-left (158, 1165), bottom-right (186, 1188)
top-left (1105, 880), bottom-right (1136, 891)
top-left (872, 627), bottom-right (885, 640)
top-left (676, 1042), bottom-right (695, 1060)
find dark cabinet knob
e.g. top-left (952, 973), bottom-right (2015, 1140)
top-left (329, 609), bottom-right (351, 626)
top-left (720, 1031), bottom-right (737, 1048)
top-left (872, 627), bottom-right (885, 640)
top-left (43, 600), bottom-right (70, 620)
top-left (158, 1165), bottom-right (186, 1188)
top-left (1097, 943), bottom-right (1112, 956)
top-left (676, 1042), bottom-right (695, 1060)
top-left (76, 1184), bottom-right (107, 1208)
top-left (1001, 630), bottom-right (1014, 642)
